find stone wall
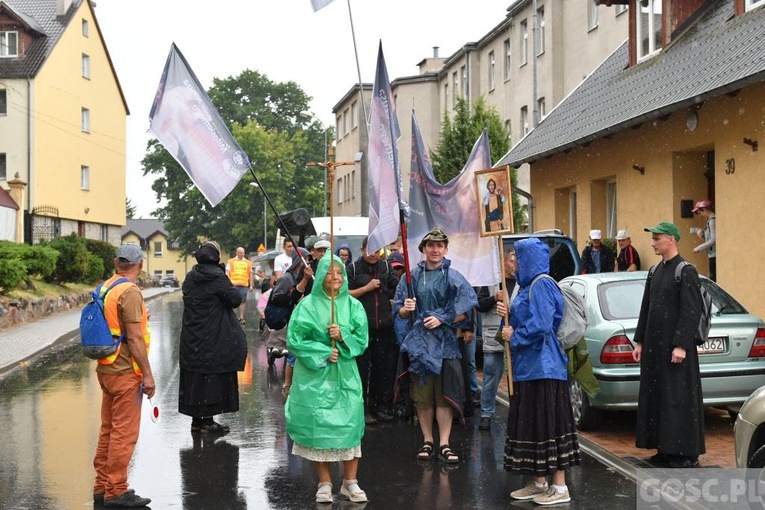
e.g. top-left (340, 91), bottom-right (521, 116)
top-left (0, 291), bottom-right (91, 330)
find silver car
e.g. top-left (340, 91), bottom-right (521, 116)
top-left (561, 271), bottom-right (765, 431)
top-left (735, 385), bottom-right (765, 467)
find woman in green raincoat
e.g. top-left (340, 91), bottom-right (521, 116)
top-left (285, 253), bottom-right (369, 504)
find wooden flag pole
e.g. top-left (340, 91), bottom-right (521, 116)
top-left (307, 139), bottom-right (356, 349)
top-left (498, 239), bottom-right (514, 396)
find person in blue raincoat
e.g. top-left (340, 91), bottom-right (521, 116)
top-left (502, 238), bottom-right (581, 505)
top-left (285, 253), bottom-right (369, 504)
top-left (392, 227), bottom-right (477, 465)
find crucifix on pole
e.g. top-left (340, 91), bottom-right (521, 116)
top-left (307, 139), bottom-right (356, 346)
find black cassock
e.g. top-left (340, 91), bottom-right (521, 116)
top-left (634, 255), bottom-right (705, 457)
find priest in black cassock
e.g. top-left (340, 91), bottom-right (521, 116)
top-left (632, 222), bottom-right (705, 469)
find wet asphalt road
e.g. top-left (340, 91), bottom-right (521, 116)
top-left (0, 292), bottom-right (638, 509)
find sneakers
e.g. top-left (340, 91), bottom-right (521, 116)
top-left (316, 482), bottom-right (333, 504)
top-left (103, 490), bottom-right (151, 508)
top-left (533, 487), bottom-right (571, 505)
top-left (510, 481), bottom-right (548, 500)
top-left (471, 390), bottom-right (482, 408)
top-left (478, 416), bottom-right (491, 430)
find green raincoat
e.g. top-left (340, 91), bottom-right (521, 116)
top-left (285, 253), bottom-right (369, 449)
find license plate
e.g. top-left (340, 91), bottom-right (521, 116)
top-left (697, 337), bottom-right (725, 355)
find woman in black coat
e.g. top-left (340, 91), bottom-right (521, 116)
top-left (179, 241), bottom-right (247, 434)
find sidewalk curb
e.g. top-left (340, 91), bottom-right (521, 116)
top-left (0, 291), bottom-right (172, 381)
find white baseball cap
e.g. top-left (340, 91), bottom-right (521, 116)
top-left (589, 229), bottom-right (602, 240)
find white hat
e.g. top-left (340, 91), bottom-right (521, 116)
top-left (313, 239), bottom-right (331, 250)
top-left (615, 229), bottom-right (630, 240)
top-left (589, 229), bottom-right (602, 240)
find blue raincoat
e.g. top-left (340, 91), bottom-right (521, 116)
top-left (285, 254), bottom-right (369, 449)
top-left (510, 238), bottom-right (567, 382)
top-left (392, 258), bottom-right (477, 379)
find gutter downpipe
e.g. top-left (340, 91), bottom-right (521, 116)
top-left (27, 78), bottom-right (33, 243)
top-left (532, 0), bottom-right (539, 127)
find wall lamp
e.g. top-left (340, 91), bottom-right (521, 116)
top-left (744, 138), bottom-right (759, 152)
top-left (632, 164), bottom-right (645, 175)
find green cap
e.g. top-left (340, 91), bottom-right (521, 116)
top-left (644, 221), bottom-right (681, 241)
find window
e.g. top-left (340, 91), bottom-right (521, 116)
top-left (351, 170), bottom-right (356, 199)
top-left (636, 0), bottom-right (663, 60)
top-left (452, 71), bottom-right (459, 102)
top-left (503, 39), bottom-right (511, 80)
top-left (488, 51), bottom-right (495, 90)
top-left (746, 0), bottom-right (765, 11)
top-left (569, 191), bottom-right (578, 240)
top-left (81, 108), bottom-right (90, 132)
top-left (82, 19), bottom-right (89, 37)
top-left (606, 181), bottom-right (617, 239)
top-left (82, 54), bottom-right (90, 79)
top-left (520, 20), bottom-right (528, 65)
top-left (538, 97), bottom-right (546, 119)
top-left (154, 270), bottom-right (162, 278)
top-left (0, 31), bottom-right (18, 57)
top-left (0, 89), bottom-right (6, 115)
top-left (80, 165), bottom-right (90, 190)
top-left (460, 65), bottom-right (467, 97)
top-left (536, 7), bottom-right (545, 55)
top-left (343, 109), bottom-right (348, 135)
top-left (615, 4), bottom-right (628, 16)
top-left (0, 153), bottom-right (6, 180)
top-left (504, 119), bottom-right (512, 142)
top-left (588, 0), bottom-right (599, 30)
top-left (154, 241), bottom-right (163, 257)
top-left (336, 116), bottom-right (341, 140)
top-left (520, 106), bottom-right (529, 136)
top-left (351, 101), bottom-right (358, 128)
top-left (444, 83), bottom-right (449, 111)
top-left (337, 178), bottom-right (343, 203)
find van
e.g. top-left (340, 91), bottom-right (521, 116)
top-left (310, 216), bottom-right (369, 260)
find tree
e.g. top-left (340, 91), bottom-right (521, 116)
top-left (430, 97), bottom-right (524, 232)
top-left (126, 198), bottom-right (137, 219)
top-left (142, 70), bottom-right (328, 256)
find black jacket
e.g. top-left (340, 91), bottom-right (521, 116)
top-left (180, 263), bottom-right (247, 373)
top-left (581, 244), bottom-right (615, 274)
top-left (347, 258), bottom-right (399, 329)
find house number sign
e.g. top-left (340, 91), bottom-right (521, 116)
top-left (725, 158), bottom-right (735, 174)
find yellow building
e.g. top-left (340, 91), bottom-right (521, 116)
top-left (122, 218), bottom-right (192, 284)
top-left (497, 0), bottom-right (765, 318)
top-left (0, 0), bottom-right (128, 245)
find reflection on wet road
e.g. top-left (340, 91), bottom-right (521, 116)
top-left (0, 292), bottom-right (637, 509)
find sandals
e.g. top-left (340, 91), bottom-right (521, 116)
top-left (416, 441), bottom-right (435, 460)
top-left (341, 479), bottom-right (368, 503)
top-left (315, 482), bottom-right (333, 504)
top-left (438, 444), bottom-right (459, 464)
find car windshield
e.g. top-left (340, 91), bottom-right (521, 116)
top-left (598, 278), bottom-right (748, 321)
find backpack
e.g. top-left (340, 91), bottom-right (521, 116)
top-left (529, 274), bottom-right (588, 351)
top-left (264, 273), bottom-right (296, 330)
top-left (648, 261), bottom-right (712, 345)
top-left (79, 277), bottom-right (130, 360)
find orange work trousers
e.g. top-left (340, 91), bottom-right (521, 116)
top-left (93, 372), bottom-right (143, 499)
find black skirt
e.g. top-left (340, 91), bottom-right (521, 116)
top-left (504, 379), bottom-right (581, 476)
top-left (178, 369), bottom-right (240, 418)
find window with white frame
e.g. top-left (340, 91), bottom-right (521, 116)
top-left (154, 241), bottom-right (163, 257)
top-left (520, 106), bottom-right (529, 136)
top-left (343, 109), bottom-right (348, 135)
top-left (351, 170), bottom-right (356, 199)
top-left (351, 101), bottom-right (358, 128)
top-left (569, 190), bottom-right (578, 240)
top-left (536, 7), bottom-right (545, 55)
top-left (461, 65), bottom-right (467, 97)
top-left (0, 31), bottom-right (18, 57)
top-left (588, 0), bottom-right (599, 30)
top-left (444, 83), bottom-right (449, 111)
top-left (606, 180), bottom-right (617, 238)
top-left (615, 4), bottom-right (628, 16)
top-left (637, 0), bottom-right (662, 60)
top-left (0, 89), bottom-right (6, 115)
top-left (452, 72), bottom-right (459, 102)
top-left (538, 97), bottom-right (546, 119)
top-left (505, 119), bottom-right (512, 142)
top-left (503, 39), bottom-right (511, 80)
top-left (0, 153), bottom-right (6, 180)
top-left (746, 0), bottom-right (765, 11)
top-left (81, 165), bottom-right (90, 190)
top-left (81, 107), bottom-right (90, 132)
top-left (82, 54), bottom-right (90, 79)
top-left (337, 178), bottom-right (343, 203)
top-left (520, 20), bottom-right (528, 65)
top-left (336, 116), bottom-right (341, 140)
top-left (82, 19), bottom-right (89, 37)
top-left (488, 51), bottom-right (495, 90)
top-left (100, 224), bottom-right (108, 241)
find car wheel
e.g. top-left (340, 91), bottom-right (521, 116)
top-left (750, 444), bottom-right (765, 469)
top-left (569, 379), bottom-right (601, 431)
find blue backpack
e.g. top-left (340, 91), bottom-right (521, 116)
top-left (79, 277), bottom-right (130, 359)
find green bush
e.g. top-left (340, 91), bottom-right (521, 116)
top-left (0, 258), bottom-right (27, 294)
top-left (0, 241), bottom-right (58, 279)
top-left (44, 234), bottom-right (90, 283)
top-left (84, 253), bottom-right (105, 284)
top-left (85, 239), bottom-right (117, 279)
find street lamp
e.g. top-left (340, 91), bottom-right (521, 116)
top-left (249, 182), bottom-right (267, 249)
top-left (300, 111), bottom-right (329, 216)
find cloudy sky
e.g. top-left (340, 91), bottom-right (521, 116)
top-left (93, 0), bottom-right (515, 217)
